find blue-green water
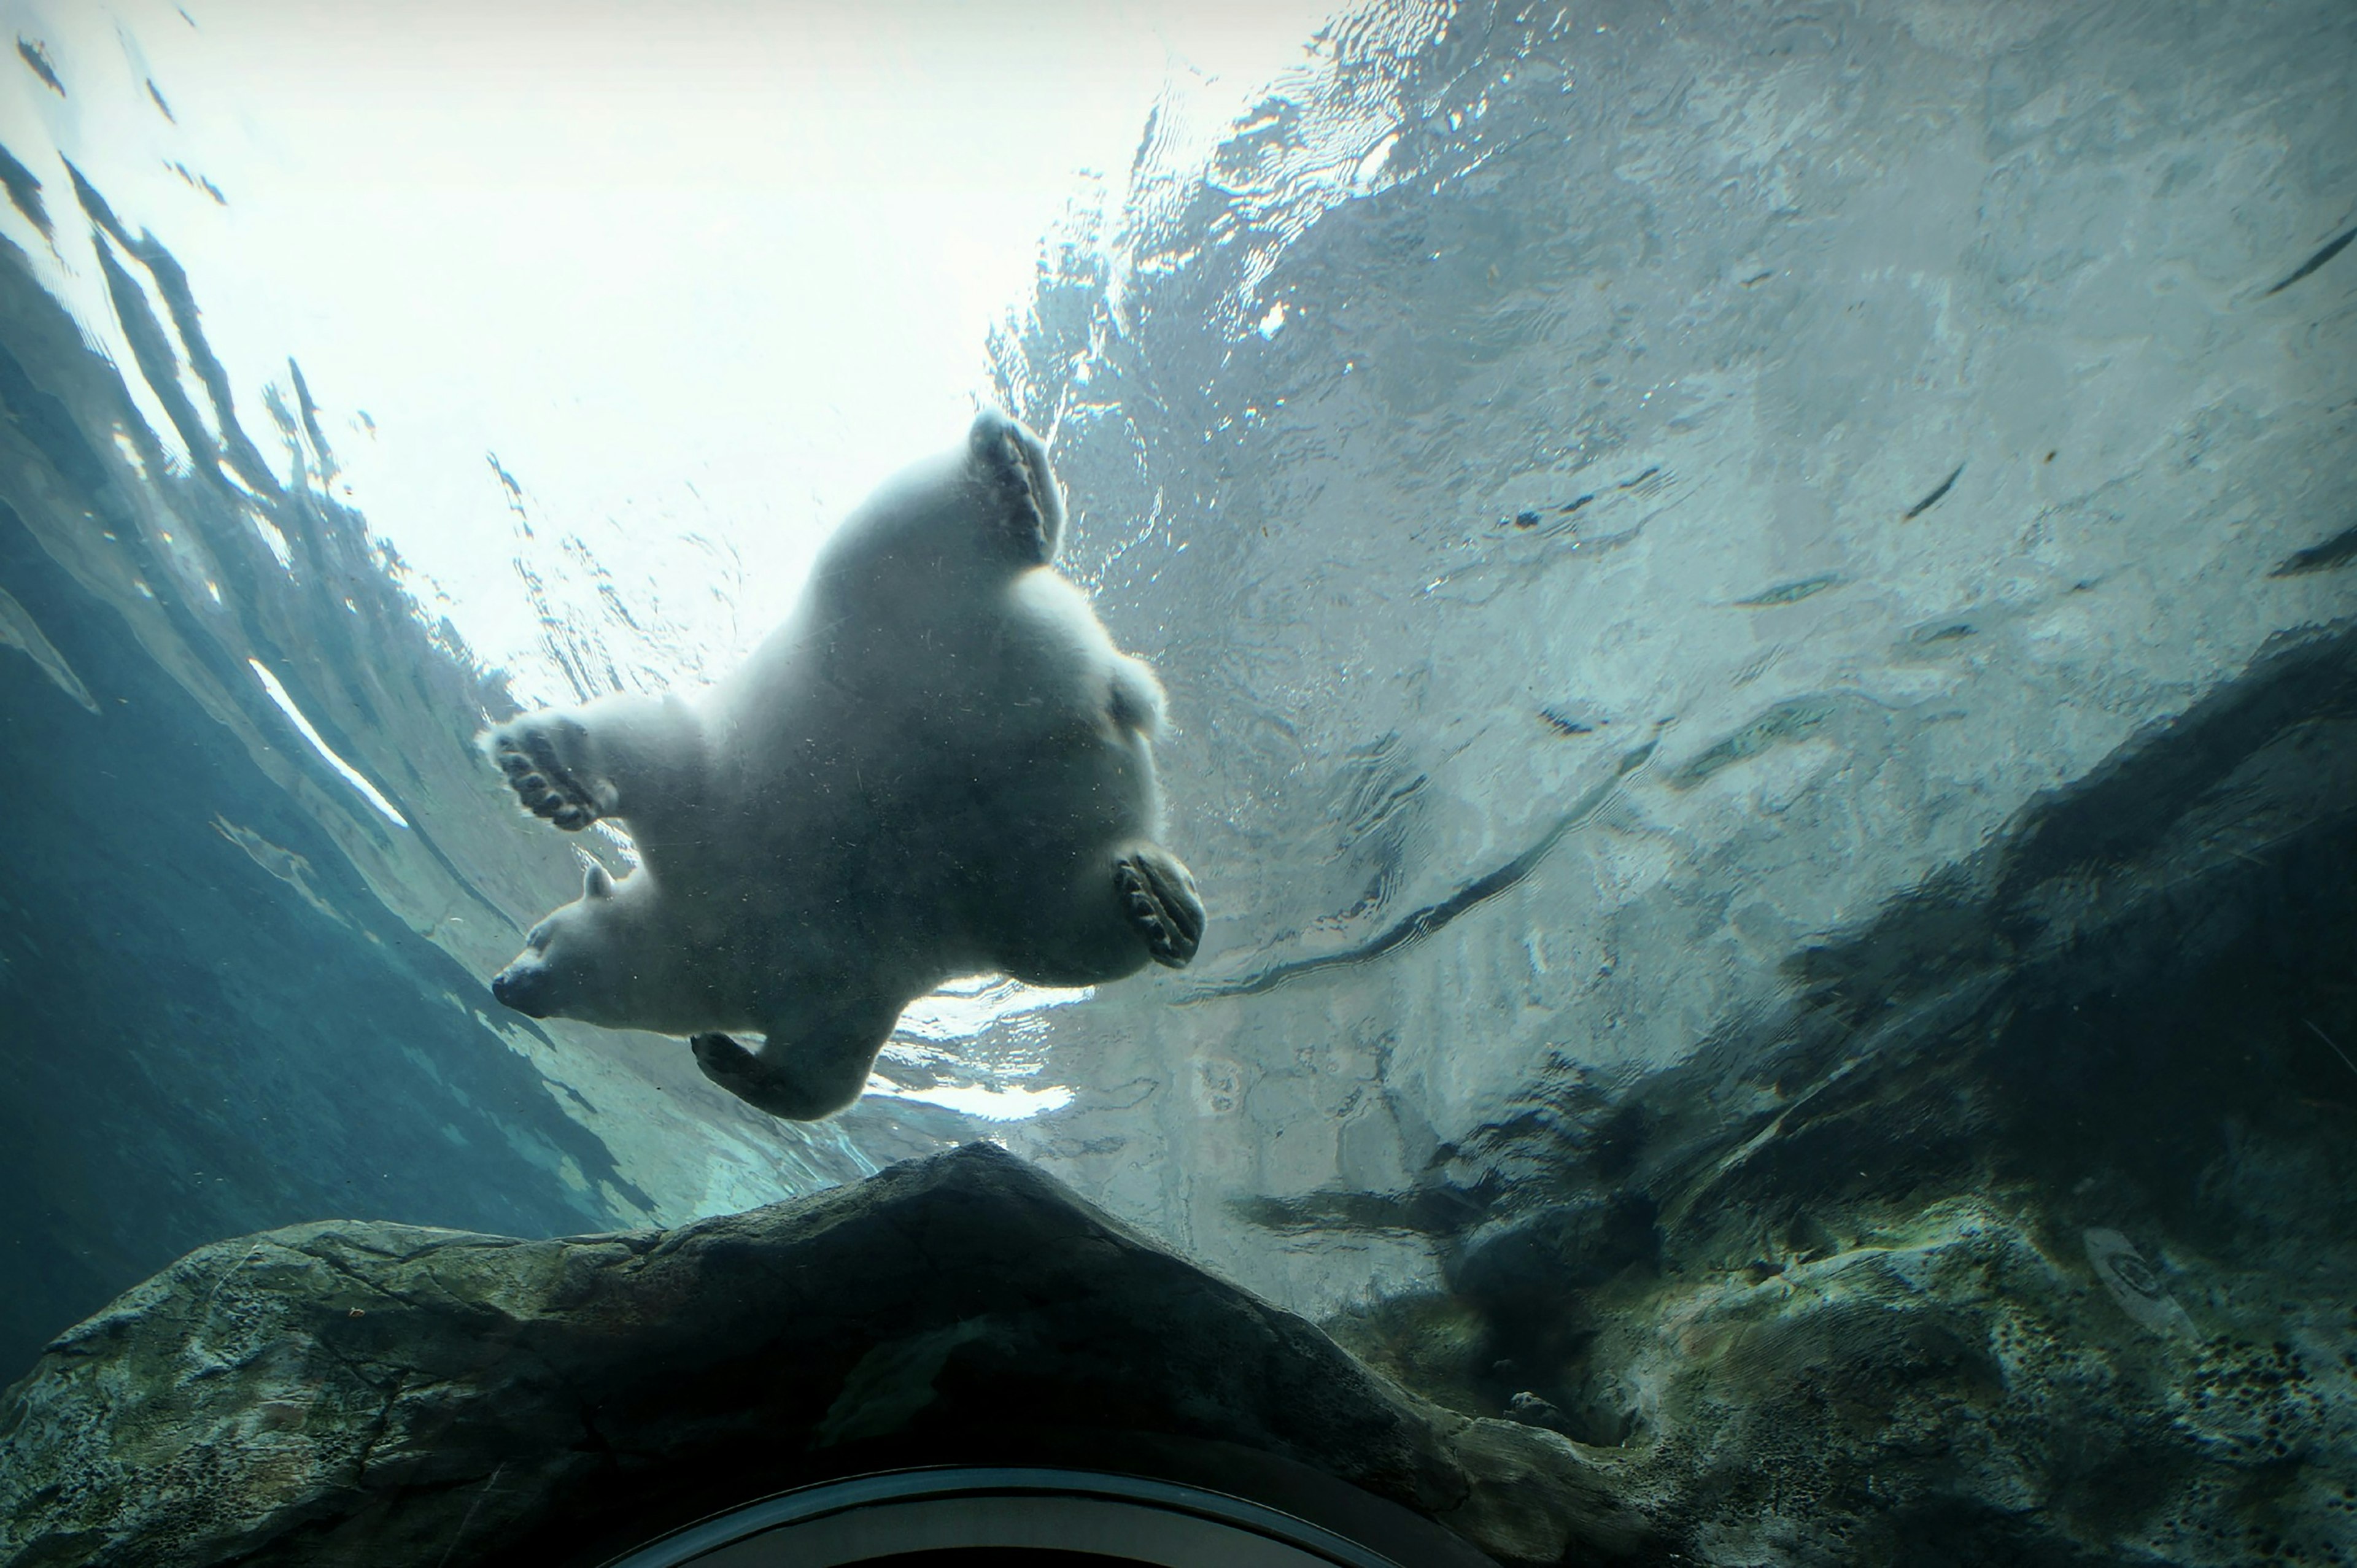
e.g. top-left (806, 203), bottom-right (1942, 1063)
top-left (4, 3), bottom-right (2356, 1563)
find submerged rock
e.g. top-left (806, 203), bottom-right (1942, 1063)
top-left (1312, 623), bottom-right (2357, 1565)
top-left (0, 1143), bottom-right (1646, 1568)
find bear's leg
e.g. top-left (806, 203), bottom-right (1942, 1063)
top-left (967, 409), bottom-right (1066, 566)
top-left (689, 992), bottom-right (902, 1121)
top-left (1113, 844), bottom-right (1206, 968)
top-left (1107, 654), bottom-right (1166, 736)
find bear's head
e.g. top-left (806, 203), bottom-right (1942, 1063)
top-left (490, 863), bottom-right (637, 1026)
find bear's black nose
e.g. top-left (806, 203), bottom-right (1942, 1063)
top-left (490, 966), bottom-right (548, 1018)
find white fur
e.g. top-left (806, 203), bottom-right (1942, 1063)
top-left (485, 412), bottom-right (1199, 1120)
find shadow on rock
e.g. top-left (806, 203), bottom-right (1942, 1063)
top-left (0, 1143), bottom-right (1655, 1567)
top-left (1308, 622), bottom-right (2357, 1565)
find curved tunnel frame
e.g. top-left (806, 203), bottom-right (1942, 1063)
top-left (603, 1466), bottom-right (1452, 1567)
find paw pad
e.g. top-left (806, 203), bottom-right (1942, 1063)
top-left (492, 725), bottom-right (602, 832)
top-left (971, 414), bottom-right (1057, 563)
top-left (1114, 851), bottom-right (1206, 968)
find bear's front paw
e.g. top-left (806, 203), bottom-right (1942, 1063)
top-left (489, 717), bottom-right (605, 832)
top-left (1114, 847), bottom-right (1205, 969)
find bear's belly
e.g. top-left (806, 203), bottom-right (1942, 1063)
top-left (656, 723), bottom-right (1151, 1003)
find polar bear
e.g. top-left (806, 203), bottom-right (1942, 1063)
top-left (483, 411), bottom-right (1204, 1120)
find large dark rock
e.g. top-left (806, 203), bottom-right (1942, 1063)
top-left (1311, 624), bottom-right (2357, 1565)
top-left (0, 1143), bottom-right (1647, 1567)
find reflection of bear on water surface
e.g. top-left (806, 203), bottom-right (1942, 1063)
top-left (482, 411), bottom-right (1204, 1120)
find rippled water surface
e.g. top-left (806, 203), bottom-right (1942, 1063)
top-left (4, 2), bottom-right (2356, 1562)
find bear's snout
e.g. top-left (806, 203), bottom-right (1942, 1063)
top-left (490, 964), bottom-right (551, 1018)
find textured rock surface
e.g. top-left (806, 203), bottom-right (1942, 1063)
top-left (1313, 624), bottom-right (2357, 1564)
top-left (0, 1144), bottom-right (1641, 1568)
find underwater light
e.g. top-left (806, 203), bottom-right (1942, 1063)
top-left (246, 657), bottom-right (409, 827)
top-left (605, 1467), bottom-right (1442, 1567)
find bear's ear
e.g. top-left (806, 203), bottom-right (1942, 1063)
top-left (583, 863), bottom-right (615, 901)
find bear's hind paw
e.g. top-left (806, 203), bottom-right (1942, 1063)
top-left (490, 721), bottom-right (604, 832)
top-left (969, 411), bottom-right (1062, 565)
top-left (1114, 847), bottom-right (1205, 969)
